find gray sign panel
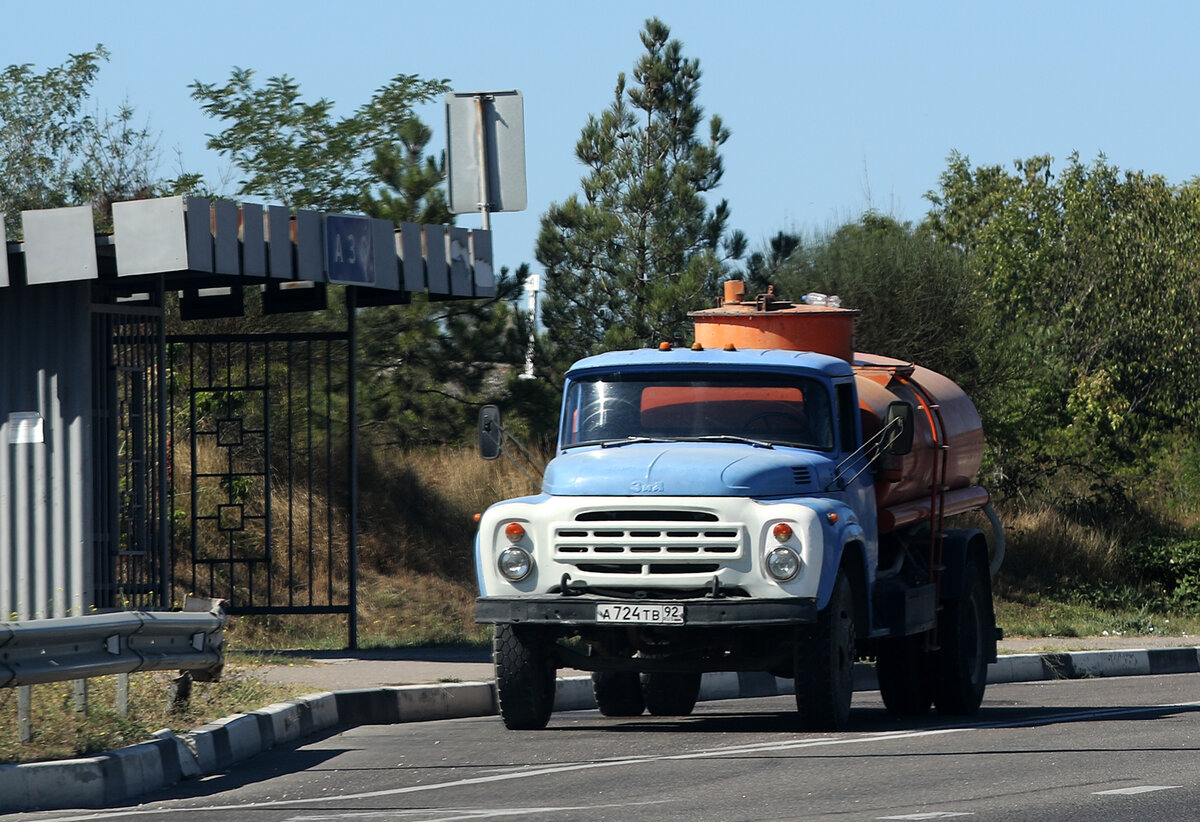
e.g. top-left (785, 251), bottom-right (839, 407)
top-left (111, 197), bottom-right (188, 276)
top-left (446, 90), bottom-right (527, 214)
top-left (23, 206), bottom-right (99, 285)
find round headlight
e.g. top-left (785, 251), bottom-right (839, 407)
top-left (498, 547), bottom-right (533, 581)
top-left (766, 546), bottom-right (801, 581)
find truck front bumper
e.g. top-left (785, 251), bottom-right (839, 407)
top-left (475, 595), bottom-right (818, 626)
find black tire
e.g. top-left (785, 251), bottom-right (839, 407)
top-left (875, 635), bottom-right (934, 717)
top-left (493, 624), bottom-right (556, 730)
top-left (640, 672), bottom-right (702, 716)
top-left (795, 570), bottom-right (856, 730)
top-left (592, 671), bottom-right (645, 717)
top-left (933, 558), bottom-right (994, 715)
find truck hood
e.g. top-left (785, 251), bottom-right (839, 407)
top-left (542, 443), bottom-right (832, 497)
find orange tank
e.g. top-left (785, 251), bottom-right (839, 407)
top-left (690, 285), bottom-right (987, 533)
top-left (692, 285), bottom-right (859, 362)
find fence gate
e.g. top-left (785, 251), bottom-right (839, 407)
top-left (91, 303), bottom-right (167, 611)
top-left (167, 331), bottom-right (358, 642)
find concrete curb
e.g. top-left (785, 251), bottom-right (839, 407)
top-left (3, 645), bottom-right (1197, 813)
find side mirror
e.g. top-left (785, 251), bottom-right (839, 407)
top-left (478, 405), bottom-right (503, 461)
top-left (884, 401), bottom-right (914, 456)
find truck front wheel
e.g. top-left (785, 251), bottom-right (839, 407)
top-left (494, 624), bottom-right (556, 730)
top-left (592, 671), bottom-right (645, 717)
top-left (933, 557), bottom-right (993, 715)
top-left (794, 570), bottom-right (856, 730)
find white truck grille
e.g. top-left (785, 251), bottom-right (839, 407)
top-left (553, 513), bottom-right (744, 575)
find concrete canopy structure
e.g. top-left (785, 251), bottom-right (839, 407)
top-left (1, 197), bottom-right (493, 643)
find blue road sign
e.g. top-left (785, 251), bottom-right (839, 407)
top-left (325, 214), bottom-right (376, 285)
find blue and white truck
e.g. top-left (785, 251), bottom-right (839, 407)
top-left (475, 282), bottom-right (1002, 730)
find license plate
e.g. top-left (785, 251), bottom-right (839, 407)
top-left (596, 603), bottom-right (684, 624)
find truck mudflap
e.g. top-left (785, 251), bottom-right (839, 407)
top-left (475, 595), bottom-right (818, 626)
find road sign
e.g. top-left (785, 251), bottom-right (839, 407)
top-left (325, 214), bottom-right (375, 285)
top-left (446, 90), bottom-right (527, 217)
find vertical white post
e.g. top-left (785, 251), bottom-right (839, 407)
top-left (521, 274), bottom-right (540, 379)
top-left (18, 685), bottom-right (32, 743)
top-left (116, 673), bottom-right (130, 718)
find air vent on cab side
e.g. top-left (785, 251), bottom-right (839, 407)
top-left (792, 466), bottom-right (813, 487)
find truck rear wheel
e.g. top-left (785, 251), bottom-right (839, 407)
top-left (494, 624), bottom-right (556, 730)
top-left (875, 635), bottom-right (934, 716)
top-left (640, 672), bottom-right (702, 716)
top-left (592, 671), bottom-right (645, 717)
top-left (933, 557), bottom-right (993, 715)
top-left (794, 570), bottom-right (856, 730)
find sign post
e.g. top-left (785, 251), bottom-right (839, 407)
top-left (446, 90), bottom-right (527, 227)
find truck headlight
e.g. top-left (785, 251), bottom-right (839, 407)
top-left (766, 546), bottom-right (801, 581)
top-left (498, 547), bottom-right (533, 581)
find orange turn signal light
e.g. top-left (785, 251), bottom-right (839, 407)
top-left (504, 522), bottom-right (526, 542)
top-left (772, 523), bottom-right (793, 542)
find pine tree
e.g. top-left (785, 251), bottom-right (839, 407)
top-left (536, 18), bottom-right (745, 371)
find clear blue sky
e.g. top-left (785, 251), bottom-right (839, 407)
top-left (8, 1), bottom-right (1200, 279)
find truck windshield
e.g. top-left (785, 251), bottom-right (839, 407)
top-left (561, 371), bottom-right (834, 450)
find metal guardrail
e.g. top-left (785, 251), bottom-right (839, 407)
top-left (0, 598), bottom-right (225, 689)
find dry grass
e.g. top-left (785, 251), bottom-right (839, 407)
top-left (218, 444), bottom-right (541, 650)
top-left (994, 506), bottom-right (1128, 591)
top-left (0, 667), bottom-right (308, 766)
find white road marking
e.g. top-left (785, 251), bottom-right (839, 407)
top-left (877, 813), bottom-right (974, 820)
top-left (280, 800), bottom-right (666, 820)
top-left (1093, 785), bottom-right (1183, 795)
top-left (30, 700), bottom-right (1200, 822)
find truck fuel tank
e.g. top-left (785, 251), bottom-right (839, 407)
top-left (855, 353), bottom-right (986, 532)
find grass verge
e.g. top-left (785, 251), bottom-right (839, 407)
top-left (0, 665), bottom-right (314, 766)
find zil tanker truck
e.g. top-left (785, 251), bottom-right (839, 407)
top-left (474, 281), bottom-right (1003, 730)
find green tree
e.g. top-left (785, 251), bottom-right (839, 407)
top-left (753, 216), bottom-right (982, 384)
top-left (191, 67), bottom-right (527, 446)
top-left (743, 231), bottom-right (802, 296)
top-left (924, 152), bottom-right (1200, 503)
top-left (191, 69), bottom-right (448, 213)
top-left (364, 118), bottom-right (451, 225)
top-left (537, 17), bottom-right (746, 371)
top-left (0, 46), bottom-right (199, 236)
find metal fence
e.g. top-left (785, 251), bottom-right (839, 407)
top-left (166, 331), bottom-right (357, 634)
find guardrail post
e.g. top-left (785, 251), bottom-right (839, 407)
top-left (169, 671), bottom-right (193, 713)
top-left (74, 679), bottom-right (87, 715)
top-left (17, 686), bottom-right (32, 744)
top-left (116, 673), bottom-right (130, 719)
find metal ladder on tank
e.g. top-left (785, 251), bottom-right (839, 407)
top-left (904, 377), bottom-right (951, 652)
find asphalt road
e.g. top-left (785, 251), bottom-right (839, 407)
top-left (12, 673), bottom-right (1199, 822)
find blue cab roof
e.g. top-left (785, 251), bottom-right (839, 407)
top-left (566, 347), bottom-right (855, 379)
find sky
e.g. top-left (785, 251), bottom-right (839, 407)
top-left (7, 0), bottom-right (1200, 281)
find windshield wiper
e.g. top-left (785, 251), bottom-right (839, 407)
top-left (599, 436), bottom-right (681, 449)
top-left (687, 435), bottom-right (775, 449)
